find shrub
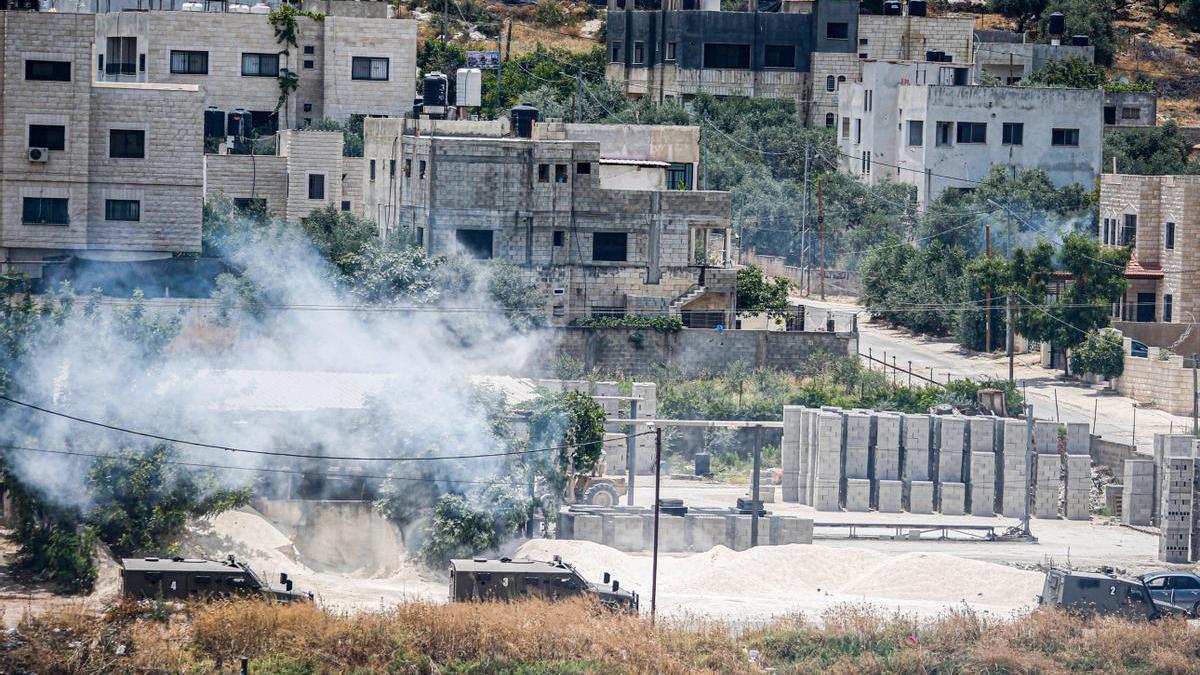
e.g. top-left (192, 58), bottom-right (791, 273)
top-left (570, 315), bottom-right (683, 332)
top-left (1071, 329), bottom-right (1125, 379)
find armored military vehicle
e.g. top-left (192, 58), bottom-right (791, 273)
top-left (449, 556), bottom-right (638, 611)
top-left (121, 556), bottom-right (312, 602)
top-left (1038, 567), bottom-right (1176, 620)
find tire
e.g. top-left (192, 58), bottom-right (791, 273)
top-left (1192, 601), bottom-right (1200, 619)
top-left (584, 482), bottom-right (620, 507)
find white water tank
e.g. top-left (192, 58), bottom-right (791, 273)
top-left (181, 1), bottom-right (203, 10)
top-left (229, 3), bottom-right (250, 12)
top-left (250, 2), bottom-right (271, 12)
top-left (456, 67), bottom-right (482, 108)
top-left (702, 0), bottom-right (719, 10)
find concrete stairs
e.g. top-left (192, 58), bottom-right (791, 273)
top-left (669, 285), bottom-right (706, 317)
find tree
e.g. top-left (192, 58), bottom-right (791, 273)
top-left (1104, 122), bottom-right (1200, 176)
top-left (989, 0), bottom-right (1049, 32)
top-left (299, 205), bottom-right (379, 276)
top-left (736, 264), bottom-right (791, 319)
top-left (1071, 329), bottom-right (1125, 378)
top-left (1039, 0), bottom-right (1117, 65)
top-left (1022, 56), bottom-right (1106, 88)
top-left (528, 391), bottom-right (606, 504)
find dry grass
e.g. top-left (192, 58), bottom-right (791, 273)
top-left (4, 599), bottom-right (1200, 673)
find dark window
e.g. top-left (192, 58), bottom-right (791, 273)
top-left (553, 230), bottom-right (564, 246)
top-left (907, 120), bottom-right (923, 146)
top-left (170, 50), bottom-right (208, 74)
top-left (666, 42), bottom-right (677, 61)
top-left (25, 60), bottom-right (71, 81)
top-left (1136, 292), bottom-right (1155, 322)
top-left (404, 158), bottom-right (412, 175)
top-left (370, 159), bottom-right (376, 180)
top-left (864, 90), bottom-right (872, 111)
top-left (109, 129), bottom-right (145, 158)
top-left (1164, 294), bottom-right (1173, 322)
top-left (1104, 106), bottom-right (1117, 125)
top-left (308, 174), bottom-right (325, 200)
top-left (1166, 221), bottom-right (1175, 250)
top-left (1123, 214), bottom-right (1137, 245)
top-left (303, 60), bottom-right (314, 69)
top-left (826, 22), bottom-right (849, 39)
top-left (633, 42), bottom-right (645, 65)
top-left (303, 103), bottom-right (313, 112)
top-left (29, 125), bottom-right (65, 151)
top-left (233, 197), bottom-right (266, 213)
top-left (861, 150), bottom-right (870, 174)
top-left (241, 52), bottom-right (279, 77)
top-left (419, 160), bottom-right (426, 179)
top-left (1051, 128), bottom-right (1079, 146)
top-left (390, 159), bottom-right (396, 177)
top-left (826, 75), bottom-right (835, 92)
top-left (139, 53), bottom-right (146, 72)
top-left (555, 164), bottom-right (568, 183)
top-left (105, 199), bottom-right (140, 221)
top-left (1122, 107), bottom-right (1141, 120)
top-left (195, 575), bottom-right (212, 585)
top-left (351, 56), bottom-right (389, 80)
top-left (106, 37), bottom-right (136, 75)
top-left (456, 229), bottom-right (494, 259)
top-left (592, 232), bottom-right (628, 262)
top-left (1172, 575), bottom-right (1200, 589)
top-left (98, 54), bottom-right (104, 72)
top-left (955, 122), bottom-right (987, 144)
top-left (936, 121), bottom-right (953, 146)
top-left (667, 162), bottom-right (693, 190)
top-left (703, 43), bottom-right (751, 69)
top-left (610, 43), bottom-right (621, 63)
top-left (854, 118), bottom-right (861, 143)
top-left (576, 162), bottom-right (591, 174)
top-left (841, 117), bottom-right (850, 138)
top-left (22, 197), bottom-right (69, 225)
top-left (538, 163), bottom-right (550, 183)
top-left (764, 45), bottom-right (795, 69)
top-left (341, 200), bottom-right (351, 211)
top-left (825, 112), bottom-right (835, 128)
top-left (1002, 122), bottom-right (1023, 145)
top-left (248, 110), bottom-right (279, 137)
top-left (303, 45), bottom-right (315, 55)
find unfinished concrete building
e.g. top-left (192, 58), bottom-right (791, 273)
top-left (363, 118), bottom-right (735, 325)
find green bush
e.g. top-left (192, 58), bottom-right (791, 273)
top-left (569, 315), bottom-right (683, 332)
top-left (1071, 329), bottom-right (1125, 379)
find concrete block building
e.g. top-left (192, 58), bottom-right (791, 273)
top-left (362, 117), bottom-right (735, 325)
top-left (1, 11), bottom-right (204, 277)
top-left (971, 33), bottom-right (1094, 85)
top-left (838, 59), bottom-right (1103, 207)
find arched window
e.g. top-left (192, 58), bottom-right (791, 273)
top-left (825, 112), bottom-right (835, 127)
top-left (837, 75), bottom-right (846, 89)
top-left (826, 75), bottom-right (835, 92)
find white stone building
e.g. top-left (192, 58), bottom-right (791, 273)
top-left (837, 60), bottom-right (1103, 207)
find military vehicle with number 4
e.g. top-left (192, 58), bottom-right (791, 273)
top-left (121, 556), bottom-right (312, 602)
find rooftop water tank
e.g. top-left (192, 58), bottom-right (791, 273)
top-left (510, 103), bottom-right (539, 138)
top-left (423, 71), bottom-right (448, 110)
top-left (1048, 11), bottom-right (1065, 35)
top-left (455, 68), bottom-right (482, 108)
top-left (204, 108), bottom-right (226, 138)
top-left (250, 1), bottom-right (271, 13)
top-left (1071, 34), bottom-right (1089, 46)
top-left (907, 0), bottom-right (926, 16)
top-left (181, 1), bottom-right (203, 10)
top-left (883, 0), bottom-right (901, 15)
top-left (228, 3), bottom-right (251, 12)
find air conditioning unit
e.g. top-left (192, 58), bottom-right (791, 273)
top-left (27, 147), bottom-right (48, 162)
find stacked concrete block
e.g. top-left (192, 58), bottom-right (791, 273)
top-left (631, 382), bottom-right (658, 475)
top-left (1034, 420), bottom-right (1060, 455)
top-left (573, 514), bottom-right (604, 543)
top-left (874, 413), bottom-right (902, 480)
top-left (937, 418), bottom-right (968, 483)
top-left (803, 408), bottom-right (821, 505)
top-left (725, 514), bottom-right (753, 551)
top-left (877, 480), bottom-right (903, 513)
top-left (1159, 457), bottom-right (1195, 563)
top-left (605, 514), bottom-right (645, 551)
top-left (1122, 459), bottom-right (1155, 526)
top-left (843, 412), bottom-right (872, 480)
top-left (1033, 454), bottom-right (1061, 518)
top-left (940, 482), bottom-right (966, 515)
top-left (908, 480), bottom-right (935, 514)
top-left (845, 478), bottom-right (872, 512)
top-left (1064, 455), bottom-right (1092, 520)
top-left (969, 451), bottom-right (997, 516)
top-left (645, 514), bottom-right (688, 552)
top-left (602, 432), bottom-right (627, 476)
top-left (686, 514), bottom-right (727, 552)
top-left (781, 406), bottom-right (804, 503)
top-left (1001, 420), bottom-right (1030, 518)
top-left (903, 414), bottom-right (933, 481)
top-left (1065, 422), bottom-right (1090, 456)
top-left (813, 411), bottom-right (844, 511)
top-left (768, 516), bottom-right (814, 545)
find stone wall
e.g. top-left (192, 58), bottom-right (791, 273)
top-left (1114, 339), bottom-right (1196, 415)
top-left (1090, 434), bottom-right (1139, 476)
top-left (545, 326), bottom-right (856, 376)
top-left (204, 154), bottom-right (289, 218)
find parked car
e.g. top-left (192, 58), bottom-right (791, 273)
top-left (1141, 571), bottom-right (1200, 616)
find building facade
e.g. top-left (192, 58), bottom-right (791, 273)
top-left (1, 10), bottom-right (204, 277)
top-left (838, 60), bottom-right (1103, 206)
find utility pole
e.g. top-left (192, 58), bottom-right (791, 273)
top-left (985, 222), bottom-right (992, 353)
top-left (442, 0), bottom-right (448, 40)
top-left (625, 400), bottom-right (638, 506)
top-left (1193, 354), bottom-right (1198, 437)
top-left (750, 425), bottom-right (763, 547)
top-left (800, 145), bottom-right (811, 277)
top-left (1007, 293), bottom-right (1015, 383)
top-left (702, 114), bottom-right (709, 190)
top-left (650, 426), bottom-right (662, 624)
top-left (1023, 403), bottom-right (1034, 538)
top-left (818, 174), bottom-right (826, 301)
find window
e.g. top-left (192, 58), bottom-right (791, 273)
top-left (576, 161), bottom-right (591, 175)
top-left (308, 174), bottom-right (325, 200)
top-left (955, 122), bottom-right (987, 144)
top-left (1123, 214), bottom-right (1137, 245)
top-left (419, 160), bottom-right (426, 179)
top-left (538, 163), bottom-right (550, 183)
top-left (29, 125), bottom-right (65, 151)
top-left (610, 43), bottom-right (622, 63)
top-left (936, 121), bottom-right (953, 146)
top-left (633, 42), bottom-right (645, 65)
top-left (907, 120), bottom-right (923, 146)
top-left (859, 37), bottom-right (869, 46)
top-left (859, 53), bottom-right (868, 59)
top-left (303, 103), bottom-right (313, 112)
top-left (351, 56), bottom-right (389, 81)
top-left (854, 118), bottom-right (861, 144)
top-left (22, 197), bottom-right (69, 225)
top-left (841, 117), bottom-right (850, 138)
top-left (195, 575), bottom-right (212, 586)
top-left (826, 22), bottom-right (849, 39)
top-left (98, 54), bottom-right (104, 73)
top-left (139, 54), bottom-right (145, 72)
top-left (233, 197), bottom-right (266, 213)
top-left (765, 45), bottom-right (795, 69)
top-left (826, 75), bottom-right (836, 92)
top-left (303, 45), bottom-right (314, 55)
top-left (404, 158), bottom-right (412, 176)
top-left (456, 229), bottom-right (494, 259)
top-left (109, 129), bottom-right (145, 158)
top-left (1104, 106), bottom-right (1116, 125)
top-left (555, 164), bottom-right (568, 183)
top-left (1171, 575), bottom-right (1200, 589)
top-left (667, 162), bottom-right (693, 190)
top-left (1164, 294), bottom-right (1173, 322)
top-left (106, 37), bottom-right (136, 75)
top-left (105, 199), bottom-right (140, 221)
top-left (1166, 222), bottom-right (1175, 250)
top-left (592, 232), bottom-right (628, 262)
top-left (390, 159), bottom-right (396, 177)
top-left (861, 150), bottom-right (871, 174)
top-left (1002, 122), bottom-right (1023, 146)
top-left (703, 43), bottom-right (750, 69)
top-left (341, 200), bottom-right (351, 211)
top-left (666, 42), bottom-right (677, 61)
top-left (370, 159), bottom-right (376, 180)
top-left (864, 90), bottom-right (872, 111)
top-left (553, 230), bottom-right (565, 246)
top-left (1051, 128), bottom-right (1079, 146)
top-left (247, 110), bottom-right (278, 137)
top-left (303, 60), bottom-right (314, 69)
top-left (25, 60), bottom-right (70, 81)
top-left (241, 52), bottom-right (279, 77)
top-left (1122, 107), bottom-right (1141, 120)
top-left (837, 75), bottom-right (846, 87)
top-left (825, 112), bottom-right (835, 128)
top-left (169, 50), bottom-right (208, 75)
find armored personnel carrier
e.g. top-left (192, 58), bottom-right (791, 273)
top-left (120, 556), bottom-right (312, 602)
top-left (449, 556), bottom-right (638, 611)
top-left (1039, 567), bottom-right (1183, 620)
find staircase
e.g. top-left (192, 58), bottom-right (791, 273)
top-left (668, 285), bottom-right (706, 317)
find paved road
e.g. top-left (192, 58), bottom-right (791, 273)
top-left (807, 298), bottom-right (1193, 455)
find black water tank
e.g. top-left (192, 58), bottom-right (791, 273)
top-left (925, 49), bottom-right (939, 62)
top-left (1048, 11), bottom-right (1065, 35)
top-left (412, 97), bottom-right (423, 118)
top-left (204, 108), bottom-right (225, 138)
top-left (883, 0), bottom-right (901, 15)
top-left (695, 452), bottom-right (711, 476)
top-left (423, 72), bottom-right (448, 108)
top-left (908, 0), bottom-right (926, 16)
top-left (226, 109), bottom-right (247, 138)
top-left (510, 103), bottom-right (539, 138)
top-left (1071, 34), bottom-right (1089, 46)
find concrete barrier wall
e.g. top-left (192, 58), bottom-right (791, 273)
top-left (559, 507), bottom-right (813, 552)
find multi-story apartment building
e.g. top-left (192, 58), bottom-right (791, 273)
top-left (1099, 173), bottom-right (1200, 324)
top-left (1, 10), bottom-right (203, 277)
top-left (94, 9), bottom-right (417, 136)
top-left (838, 60), bottom-right (1103, 207)
top-left (361, 117), bottom-right (736, 324)
top-left (604, 0), bottom-right (974, 126)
